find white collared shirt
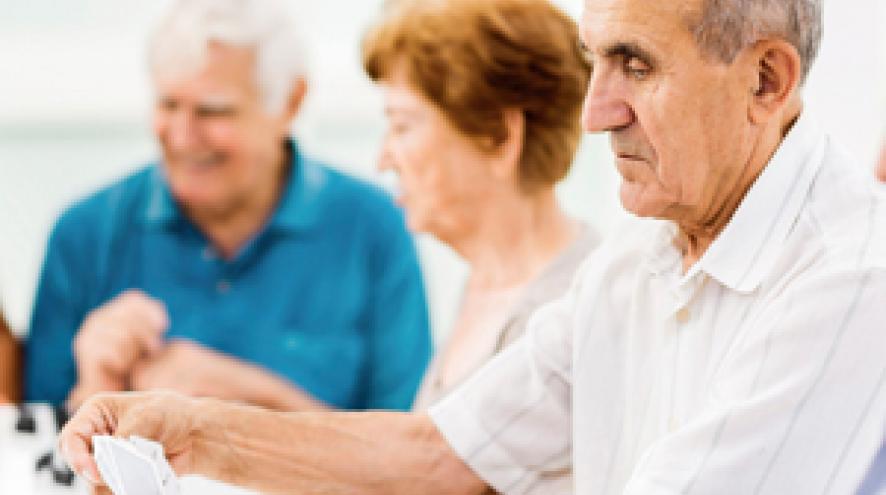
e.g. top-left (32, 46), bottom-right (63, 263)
top-left (430, 113), bottom-right (886, 495)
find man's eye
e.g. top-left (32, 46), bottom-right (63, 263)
top-left (624, 57), bottom-right (651, 79)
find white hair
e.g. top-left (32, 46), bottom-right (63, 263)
top-left (689, 0), bottom-right (822, 83)
top-left (148, 0), bottom-right (308, 113)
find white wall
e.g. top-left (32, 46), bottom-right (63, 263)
top-left (0, 0), bottom-right (883, 341)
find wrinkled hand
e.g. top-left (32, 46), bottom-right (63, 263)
top-left (59, 391), bottom-right (201, 492)
top-left (69, 290), bottom-right (169, 408)
top-left (131, 340), bottom-right (255, 402)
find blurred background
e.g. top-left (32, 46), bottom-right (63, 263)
top-left (1, 0), bottom-right (884, 343)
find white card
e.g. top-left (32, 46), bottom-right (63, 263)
top-left (91, 435), bottom-right (180, 495)
top-left (93, 436), bottom-right (126, 495)
top-left (111, 442), bottom-right (166, 495)
top-left (128, 436), bottom-right (180, 495)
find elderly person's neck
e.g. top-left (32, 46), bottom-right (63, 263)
top-left (185, 149), bottom-right (289, 260)
top-left (453, 187), bottom-right (579, 290)
top-left (677, 98), bottom-right (803, 272)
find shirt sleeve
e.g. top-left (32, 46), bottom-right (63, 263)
top-left (24, 209), bottom-right (95, 404)
top-left (428, 263), bottom-right (585, 494)
top-left (357, 204), bottom-right (432, 411)
top-left (624, 266), bottom-right (886, 495)
top-left (856, 440), bottom-right (886, 495)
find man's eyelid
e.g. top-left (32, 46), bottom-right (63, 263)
top-left (626, 55), bottom-right (652, 72)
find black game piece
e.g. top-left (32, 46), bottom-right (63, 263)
top-left (52, 465), bottom-right (76, 487)
top-left (15, 404), bottom-right (36, 434)
top-left (52, 404), bottom-right (70, 431)
top-left (36, 451), bottom-right (52, 471)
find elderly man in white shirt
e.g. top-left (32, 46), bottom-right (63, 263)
top-left (59, 0), bottom-right (886, 494)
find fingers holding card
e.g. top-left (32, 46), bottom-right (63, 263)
top-left (92, 436), bottom-right (180, 495)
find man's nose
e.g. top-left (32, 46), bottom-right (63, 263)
top-left (164, 111), bottom-right (199, 150)
top-left (581, 75), bottom-right (634, 133)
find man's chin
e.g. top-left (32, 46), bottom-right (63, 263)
top-left (619, 183), bottom-right (670, 219)
top-left (170, 189), bottom-right (237, 217)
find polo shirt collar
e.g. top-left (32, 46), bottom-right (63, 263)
top-left (688, 111), bottom-right (827, 293)
top-left (268, 139), bottom-right (327, 233)
top-left (141, 139), bottom-right (326, 233)
top-left (143, 166), bottom-right (180, 227)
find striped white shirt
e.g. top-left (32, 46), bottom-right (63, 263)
top-left (430, 113), bottom-right (886, 495)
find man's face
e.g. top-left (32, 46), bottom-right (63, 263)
top-left (152, 43), bottom-right (290, 216)
top-left (581, 0), bottom-right (758, 225)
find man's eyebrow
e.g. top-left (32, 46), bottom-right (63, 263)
top-left (197, 97), bottom-right (236, 108)
top-left (603, 42), bottom-right (658, 66)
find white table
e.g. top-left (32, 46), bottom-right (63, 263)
top-left (0, 405), bottom-right (257, 495)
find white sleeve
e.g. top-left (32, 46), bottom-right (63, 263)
top-left (429, 264), bottom-right (586, 494)
top-left (624, 266), bottom-right (886, 495)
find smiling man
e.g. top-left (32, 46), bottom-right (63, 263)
top-left (25, 0), bottom-right (431, 413)
top-left (61, 0), bottom-right (886, 493)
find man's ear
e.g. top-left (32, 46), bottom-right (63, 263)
top-left (489, 108), bottom-right (526, 182)
top-left (280, 77), bottom-right (308, 126)
top-left (746, 39), bottom-right (802, 125)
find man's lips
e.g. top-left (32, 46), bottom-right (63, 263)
top-left (168, 155), bottom-right (226, 171)
top-left (614, 152), bottom-right (651, 182)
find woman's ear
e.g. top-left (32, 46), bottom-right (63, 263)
top-left (746, 39), bottom-right (802, 125)
top-left (490, 108), bottom-right (526, 181)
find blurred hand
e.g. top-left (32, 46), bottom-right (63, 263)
top-left (131, 339), bottom-right (326, 411)
top-left (68, 290), bottom-right (169, 408)
top-left (130, 340), bottom-right (252, 401)
top-left (59, 391), bottom-right (201, 492)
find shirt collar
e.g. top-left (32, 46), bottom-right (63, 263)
top-left (268, 139), bottom-right (328, 233)
top-left (688, 111), bottom-right (827, 293)
top-left (143, 166), bottom-right (180, 226)
top-left (142, 139), bottom-right (327, 233)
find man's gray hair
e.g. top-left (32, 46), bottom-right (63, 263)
top-left (148, 0), bottom-right (308, 113)
top-left (689, 0), bottom-right (822, 82)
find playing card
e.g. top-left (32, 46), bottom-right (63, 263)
top-left (93, 436), bottom-right (125, 495)
top-left (111, 442), bottom-right (166, 495)
top-left (90, 435), bottom-right (180, 495)
top-left (129, 436), bottom-right (180, 495)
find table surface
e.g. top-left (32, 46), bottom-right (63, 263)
top-left (0, 405), bottom-right (257, 495)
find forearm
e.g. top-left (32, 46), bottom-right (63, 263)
top-left (191, 400), bottom-right (488, 495)
top-left (233, 361), bottom-right (329, 412)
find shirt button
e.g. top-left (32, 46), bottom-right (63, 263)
top-left (216, 280), bottom-right (231, 294)
top-left (202, 247), bottom-right (216, 261)
top-left (675, 307), bottom-right (690, 324)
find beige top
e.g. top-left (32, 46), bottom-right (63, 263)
top-left (413, 224), bottom-right (599, 411)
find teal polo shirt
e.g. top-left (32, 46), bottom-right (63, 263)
top-left (24, 141), bottom-right (432, 410)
